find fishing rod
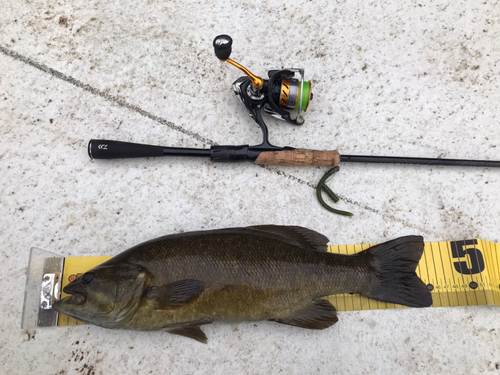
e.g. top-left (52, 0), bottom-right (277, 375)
top-left (88, 35), bottom-right (500, 215)
top-left (87, 139), bottom-right (500, 169)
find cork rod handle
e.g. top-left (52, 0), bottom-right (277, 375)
top-left (254, 149), bottom-right (340, 166)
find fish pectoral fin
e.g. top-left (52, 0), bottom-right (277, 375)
top-left (271, 299), bottom-right (338, 330)
top-left (146, 279), bottom-right (205, 310)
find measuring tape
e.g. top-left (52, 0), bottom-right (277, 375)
top-left (327, 239), bottom-right (499, 312)
top-left (51, 238), bottom-right (500, 326)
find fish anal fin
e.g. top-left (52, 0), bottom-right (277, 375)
top-left (271, 299), bottom-right (338, 330)
top-left (168, 326), bottom-right (208, 344)
top-left (147, 279), bottom-right (205, 310)
top-left (249, 225), bottom-right (329, 252)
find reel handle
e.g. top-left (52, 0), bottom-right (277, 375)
top-left (213, 35), bottom-right (264, 89)
top-left (254, 149), bottom-right (340, 166)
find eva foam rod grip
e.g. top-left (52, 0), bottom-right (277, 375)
top-left (88, 139), bottom-right (164, 159)
top-left (254, 149), bottom-right (340, 166)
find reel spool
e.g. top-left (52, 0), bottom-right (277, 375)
top-left (276, 76), bottom-right (312, 112)
top-left (265, 68), bottom-right (312, 125)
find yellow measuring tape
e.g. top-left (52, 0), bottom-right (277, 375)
top-left (57, 238), bottom-right (500, 326)
top-left (326, 239), bottom-right (499, 312)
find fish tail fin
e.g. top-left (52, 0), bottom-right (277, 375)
top-left (360, 235), bottom-right (432, 307)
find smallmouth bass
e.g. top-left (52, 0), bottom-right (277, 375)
top-left (53, 225), bottom-right (432, 342)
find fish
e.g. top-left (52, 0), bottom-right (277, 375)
top-left (52, 225), bottom-right (432, 343)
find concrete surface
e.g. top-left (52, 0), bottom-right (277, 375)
top-left (1, 0), bottom-right (499, 374)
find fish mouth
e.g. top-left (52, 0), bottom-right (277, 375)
top-left (52, 293), bottom-right (87, 311)
top-left (52, 281), bottom-right (88, 312)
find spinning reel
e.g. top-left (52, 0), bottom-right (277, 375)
top-left (213, 34), bottom-right (312, 143)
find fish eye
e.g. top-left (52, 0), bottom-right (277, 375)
top-left (73, 294), bottom-right (87, 305)
top-left (81, 272), bottom-right (94, 284)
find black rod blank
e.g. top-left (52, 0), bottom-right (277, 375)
top-left (340, 155), bottom-right (500, 168)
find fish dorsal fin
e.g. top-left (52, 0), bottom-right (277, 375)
top-left (249, 225), bottom-right (329, 252)
top-left (146, 279), bottom-right (205, 310)
top-left (271, 299), bottom-right (338, 330)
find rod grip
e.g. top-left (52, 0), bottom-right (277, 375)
top-left (88, 139), bottom-right (164, 159)
top-left (254, 149), bottom-right (340, 166)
